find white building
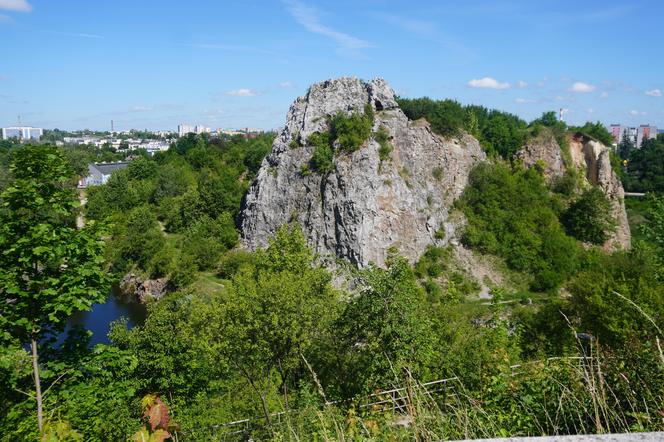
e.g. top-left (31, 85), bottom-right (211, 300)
top-left (178, 124), bottom-right (194, 137)
top-left (2, 126), bottom-right (43, 141)
top-left (178, 123), bottom-right (211, 137)
top-left (79, 162), bottom-right (130, 188)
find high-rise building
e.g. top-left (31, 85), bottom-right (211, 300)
top-left (637, 125), bottom-right (658, 148)
top-left (178, 123), bottom-right (211, 136)
top-left (178, 124), bottom-right (194, 137)
top-left (1, 126), bottom-right (43, 140)
top-left (609, 124), bottom-right (656, 148)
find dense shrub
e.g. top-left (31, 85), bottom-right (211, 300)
top-left (397, 97), bottom-right (527, 158)
top-left (458, 162), bottom-right (579, 290)
top-left (561, 186), bottom-right (615, 244)
top-left (573, 121), bottom-right (614, 146)
top-left (330, 104), bottom-right (374, 153)
top-left (375, 125), bottom-right (393, 161)
top-left (308, 132), bottom-right (334, 174)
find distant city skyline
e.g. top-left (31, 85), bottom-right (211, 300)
top-left (0, 0), bottom-right (662, 131)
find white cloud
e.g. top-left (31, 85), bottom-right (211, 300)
top-left (371, 12), bottom-right (437, 38)
top-left (0, 13), bottom-right (12, 22)
top-left (0, 0), bottom-right (32, 12)
top-left (569, 82), bottom-right (596, 93)
top-left (515, 98), bottom-right (535, 104)
top-left (467, 77), bottom-right (510, 90)
top-left (283, 0), bottom-right (372, 54)
top-left (586, 108), bottom-right (595, 114)
top-left (645, 89), bottom-right (662, 97)
top-left (629, 110), bottom-right (646, 116)
top-left (226, 88), bottom-right (258, 97)
top-left (131, 106), bottom-right (153, 112)
top-left (599, 91), bottom-right (609, 98)
top-left (278, 81), bottom-right (294, 89)
top-left (517, 80), bottom-right (528, 88)
top-left (283, 0), bottom-right (373, 52)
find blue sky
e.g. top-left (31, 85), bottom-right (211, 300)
top-left (0, 0), bottom-right (662, 131)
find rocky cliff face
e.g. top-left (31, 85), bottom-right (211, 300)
top-left (515, 131), bottom-right (565, 183)
top-left (569, 134), bottom-right (630, 250)
top-left (240, 77), bottom-right (485, 267)
top-left (119, 273), bottom-right (168, 303)
top-left (515, 131), bottom-right (630, 250)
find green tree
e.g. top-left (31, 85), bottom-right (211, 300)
top-left (197, 168), bottom-right (245, 218)
top-left (561, 186), bottom-right (616, 245)
top-left (201, 225), bottom-right (339, 423)
top-left (336, 258), bottom-right (435, 396)
top-left (458, 162), bottom-right (579, 290)
top-left (641, 195), bottom-right (664, 259)
top-left (617, 129), bottom-right (634, 160)
top-left (330, 105), bottom-right (374, 153)
top-left (0, 146), bottom-right (109, 432)
top-left (106, 205), bottom-right (166, 273)
top-left (574, 121), bottom-right (614, 146)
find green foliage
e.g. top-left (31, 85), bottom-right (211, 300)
top-left (216, 249), bottom-right (256, 279)
top-left (197, 167), bottom-right (245, 218)
top-left (0, 146), bottom-right (110, 340)
top-left (169, 253), bottom-right (198, 289)
top-left (624, 136), bottom-right (664, 192)
top-left (640, 195), bottom-right (664, 259)
top-left (414, 246), bottom-right (450, 279)
top-left (573, 121), bottom-right (614, 146)
top-left (201, 225), bottom-right (339, 419)
top-left (0, 145), bottom-right (110, 433)
top-left (458, 162), bottom-right (579, 290)
top-left (397, 97), bottom-right (466, 137)
top-left (180, 214), bottom-right (238, 270)
top-left (86, 169), bottom-right (142, 221)
top-left (374, 125), bottom-right (393, 161)
top-left (127, 157), bottom-right (157, 181)
top-left (561, 187), bottom-right (616, 244)
top-left (151, 163), bottom-right (193, 204)
top-left (569, 246), bottom-right (664, 347)
top-left (397, 98), bottom-right (527, 158)
top-left (330, 106), bottom-right (374, 153)
top-left (106, 205), bottom-right (166, 273)
top-left (305, 105), bottom-right (375, 174)
top-left (617, 129), bottom-right (634, 160)
top-left (308, 132), bottom-right (334, 174)
top-left (336, 258), bottom-right (435, 396)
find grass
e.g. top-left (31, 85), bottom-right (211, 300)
top-left (175, 345), bottom-right (664, 441)
top-left (191, 271), bottom-right (226, 296)
top-left (625, 197), bottom-right (652, 243)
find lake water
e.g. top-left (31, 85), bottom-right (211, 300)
top-left (61, 286), bottom-right (147, 346)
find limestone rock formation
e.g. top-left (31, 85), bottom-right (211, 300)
top-left (119, 272), bottom-right (169, 303)
top-left (515, 130), bottom-right (565, 182)
top-left (569, 134), bottom-right (630, 250)
top-left (515, 131), bottom-right (630, 250)
top-left (240, 77), bottom-right (486, 267)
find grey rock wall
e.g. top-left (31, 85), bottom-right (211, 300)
top-left (240, 77), bottom-right (485, 267)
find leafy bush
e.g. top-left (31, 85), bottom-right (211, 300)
top-left (561, 187), bottom-right (616, 244)
top-left (330, 104), bottom-right (374, 153)
top-left (310, 138), bottom-right (334, 174)
top-left (374, 125), bottom-right (393, 161)
top-left (397, 97), bottom-right (527, 158)
top-left (458, 162), bottom-right (579, 290)
top-left (573, 121), bottom-right (614, 146)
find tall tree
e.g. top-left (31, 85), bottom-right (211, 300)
top-left (200, 225), bottom-right (339, 424)
top-left (618, 128), bottom-right (634, 160)
top-left (0, 145), bottom-right (109, 432)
